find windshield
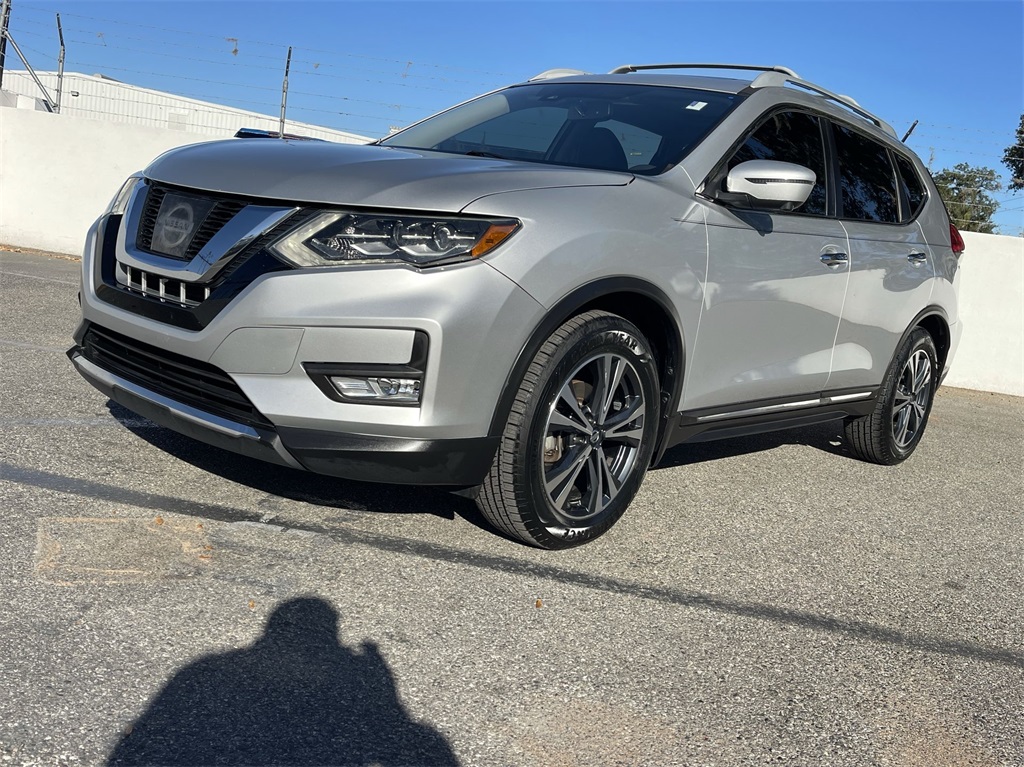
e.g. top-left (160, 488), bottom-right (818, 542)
top-left (380, 82), bottom-right (740, 175)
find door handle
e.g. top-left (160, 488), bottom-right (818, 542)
top-left (820, 251), bottom-right (848, 268)
top-left (907, 252), bottom-right (928, 266)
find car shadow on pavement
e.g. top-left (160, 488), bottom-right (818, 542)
top-left (107, 403), bottom-right (479, 521)
top-left (106, 596), bottom-right (460, 767)
top-left (105, 403), bottom-right (852, 542)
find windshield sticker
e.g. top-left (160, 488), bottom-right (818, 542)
top-left (686, 101), bottom-right (708, 111)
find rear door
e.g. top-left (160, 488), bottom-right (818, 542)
top-left (825, 123), bottom-right (935, 391)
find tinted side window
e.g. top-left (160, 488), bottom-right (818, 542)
top-left (894, 153), bottom-right (926, 221)
top-left (728, 111), bottom-right (827, 216)
top-left (832, 124), bottom-right (899, 223)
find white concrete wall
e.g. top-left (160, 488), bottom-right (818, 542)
top-left (943, 231), bottom-right (1024, 396)
top-left (1, 108), bottom-right (1021, 396)
top-left (0, 107), bottom-right (216, 254)
top-left (3, 71), bottom-right (371, 144)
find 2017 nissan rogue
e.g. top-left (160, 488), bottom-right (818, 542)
top-left (68, 63), bottom-right (964, 548)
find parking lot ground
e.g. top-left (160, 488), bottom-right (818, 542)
top-left (2, 249), bottom-right (1022, 766)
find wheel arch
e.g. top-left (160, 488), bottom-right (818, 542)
top-left (908, 306), bottom-right (952, 374)
top-left (487, 277), bottom-right (686, 461)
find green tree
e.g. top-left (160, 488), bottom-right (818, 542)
top-left (933, 163), bottom-right (1001, 234)
top-left (1002, 114), bottom-right (1024, 191)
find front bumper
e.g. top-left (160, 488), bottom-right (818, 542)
top-left (68, 350), bottom-right (499, 485)
top-left (72, 208), bottom-right (544, 485)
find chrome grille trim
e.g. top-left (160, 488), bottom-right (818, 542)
top-left (116, 262), bottom-right (212, 307)
top-left (117, 181), bottom-right (297, 284)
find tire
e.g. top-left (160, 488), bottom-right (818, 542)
top-left (477, 311), bottom-right (660, 549)
top-left (844, 327), bottom-right (938, 465)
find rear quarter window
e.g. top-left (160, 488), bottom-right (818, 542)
top-left (893, 153), bottom-right (927, 221)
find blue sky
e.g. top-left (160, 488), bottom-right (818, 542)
top-left (5, 0), bottom-right (1024, 232)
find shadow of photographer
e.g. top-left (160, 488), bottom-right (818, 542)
top-left (107, 597), bottom-right (459, 766)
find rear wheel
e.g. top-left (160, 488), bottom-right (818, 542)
top-left (477, 311), bottom-right (660, 549)
top-left (844, 327), bottom-right (938, 465)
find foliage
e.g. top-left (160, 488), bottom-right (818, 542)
top-left (1002, 114), bottom-right (1024, 192)
top-left (933, 163), bottom-right (1001, 234)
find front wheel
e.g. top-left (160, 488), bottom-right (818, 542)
top-left (477, 311), bottom-right (660, 549)
top-left (844, 327), bottom-right (938, 465)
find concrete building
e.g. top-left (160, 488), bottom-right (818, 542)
top-left (1, 69), bottom-right (370, 143)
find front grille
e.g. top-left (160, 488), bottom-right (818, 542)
top-left (135, 185), bottom-right (167, 252)
top-left (117, 263), bottom-right (211, 307)
top-left (135, 183), bottom-right (246, 260)
top-left (98, 197), bottom-right (314, 331)
top-left (82, 324), bottom-right (271, 428)
top-left (183, 200), bottom-right (247, 258)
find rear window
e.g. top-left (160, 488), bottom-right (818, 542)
top-left (832, 123), bottom-right (899, 223)
top-left (381, 83), bottom-right (740, 175)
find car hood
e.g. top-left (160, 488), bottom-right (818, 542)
top-left (144, 139), bottom-right (632, 212)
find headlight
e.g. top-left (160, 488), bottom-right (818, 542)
top-left (270, 211), bottom-right (519, 268)
top-left (107, 174), bottom-right (143, 215)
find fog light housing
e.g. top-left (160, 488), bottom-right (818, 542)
top-left (303, 331), bottom-right (428, 407)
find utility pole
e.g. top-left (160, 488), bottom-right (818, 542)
top-left (55, 13), bottom-right (64, 112)
top-left (0, 0), bottom-right (13, 91)
top-left (278, 46), bottom-right (292, 138)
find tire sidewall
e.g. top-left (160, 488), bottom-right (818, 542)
top-left (517, 316), bottom-right (660, 548)
top-left (881, 329), bottom-right (938, 461)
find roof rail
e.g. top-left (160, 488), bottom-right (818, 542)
top-left (748, 71), bottom-right (896, 138)
top-left (530, 68), bottom-right (589, 81)
top-left (610, 63), bottom-right (799, 77)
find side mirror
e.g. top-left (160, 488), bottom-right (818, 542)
top-left (716, 160), bottom-right (816, 212)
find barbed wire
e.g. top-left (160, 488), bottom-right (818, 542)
top-left (909, 142), bottom-right (1023, 160)
top-left (1, 38), bottom-right (57, 64)
top-left (2, 67), bottom-right (444, 118)
top-left (912, 134), bottom-right (1019, 150)
top-left (6, 26), bottom-right (508, 99)
top-left (892, 117), bottom-right (1023, 138)
top-left (9, 3), bottom-right (521, 78)
top-left (35, 32), bottom-right (511, 90)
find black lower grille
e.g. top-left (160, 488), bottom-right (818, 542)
top-left (81, 324), bottom-right (271, 428)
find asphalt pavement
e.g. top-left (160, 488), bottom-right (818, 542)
top-left (1, 248), bottom-right (1022, 766)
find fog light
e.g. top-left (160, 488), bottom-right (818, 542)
top-left (330, 375), bottom-right (421, 403)
top-left (304, 330), bottom-right (429, 407)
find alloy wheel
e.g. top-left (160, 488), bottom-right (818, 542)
top-left (540, 351), bottom-right (647, 526)
top-left (892, 348), bottom-right (932, 449)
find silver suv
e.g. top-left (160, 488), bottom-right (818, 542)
top-left (69, 63), bottom-right (964, 548)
